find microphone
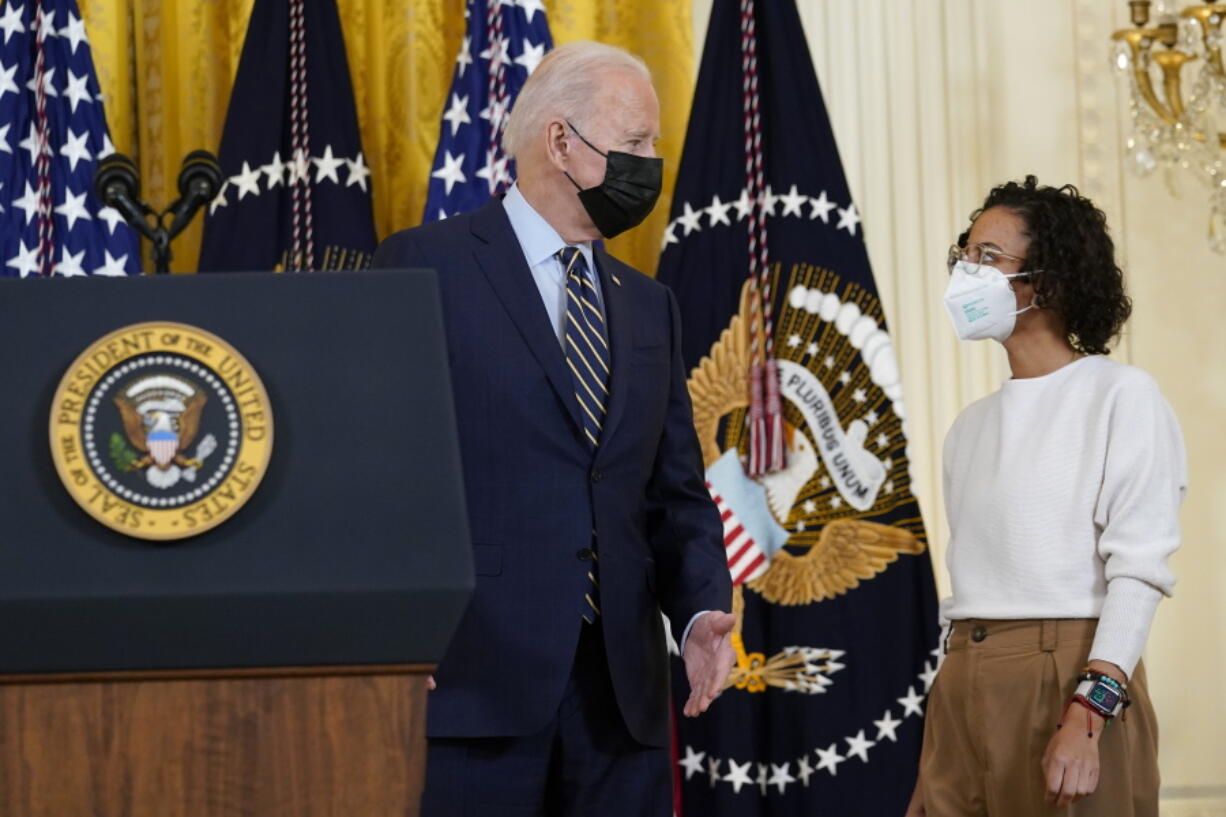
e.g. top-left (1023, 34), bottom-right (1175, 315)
top-left (94, 153), bottom-right (156, 241)
top-left (165, 150), bottom-right (223, 240)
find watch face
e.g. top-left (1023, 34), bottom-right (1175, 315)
top-left (1088, 683), bottom-right (1121, 711)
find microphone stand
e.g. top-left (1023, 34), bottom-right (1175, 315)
top-left (94, 151), bottom-right (223, 274)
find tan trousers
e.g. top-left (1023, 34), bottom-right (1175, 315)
top-left (920, 619), bottom-right (1159, 817)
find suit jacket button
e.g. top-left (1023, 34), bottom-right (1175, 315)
top-left (577, 548), bottom-right (595, 561)
top-left (971, 625), bottom-right (987, 643)
top-left (590, 469), bottom-right (602, 483)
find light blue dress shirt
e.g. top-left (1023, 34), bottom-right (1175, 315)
top-left (502, 183), bottom-right (604, 347)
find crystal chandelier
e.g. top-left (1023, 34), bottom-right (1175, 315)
top-left (1112, 1), bottom-right (1226, 253)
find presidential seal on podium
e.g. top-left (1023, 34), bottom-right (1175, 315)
top-left (49, 322), bottom-right (273, 540)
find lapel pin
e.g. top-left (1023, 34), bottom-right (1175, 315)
top-left (611, 273), bottom-right (622, 286)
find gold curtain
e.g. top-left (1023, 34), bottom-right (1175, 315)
top-left (78, 0), bottom-right (697, 275)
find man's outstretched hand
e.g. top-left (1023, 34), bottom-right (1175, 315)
top-left (682, 611), bottom-right (736, 717)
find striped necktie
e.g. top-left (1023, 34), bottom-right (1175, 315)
top-left (558, 246), bottom-right (607, 623)
top-left (558, 247), bottom-right (610, 449)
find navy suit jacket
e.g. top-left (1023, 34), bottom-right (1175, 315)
top-left (372, 198), bottom-right (730, 747)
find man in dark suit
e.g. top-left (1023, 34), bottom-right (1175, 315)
top-left (373, 40), bottom-right (734, 817)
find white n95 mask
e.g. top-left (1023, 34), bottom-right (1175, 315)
top-left (942, 260), bottom-right (1035, 343)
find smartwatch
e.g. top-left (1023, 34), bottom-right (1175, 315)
top-left (1073, 675), bottom-right (1126, 720)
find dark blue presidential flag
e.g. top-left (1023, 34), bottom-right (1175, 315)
top-left (658, 1), bottom-right (940, 814)
top-left (423, 0), bottom-right (551, 221)
top-left (0, 0), bottom-right (141, 277)
top-left (199, 0), bottom-right (375, 272)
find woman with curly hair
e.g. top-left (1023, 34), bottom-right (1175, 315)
top-left (904, 176), bottom-right (1186, 816)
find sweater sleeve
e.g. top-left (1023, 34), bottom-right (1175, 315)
top-left (1088, 372), bottom-right (1186, 676)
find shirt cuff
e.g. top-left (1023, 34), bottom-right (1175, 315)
top-left (680, 610), bottom-right (713, 654)
top-left (1089, 576), bottom-right (1163, 678)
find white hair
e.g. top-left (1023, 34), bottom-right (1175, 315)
top-left (502, 41), bottom-right (651, 158)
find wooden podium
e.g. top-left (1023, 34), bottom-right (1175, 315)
top-left (0, 668), bottom-right (431, 816)
top-left (0, 272), bottom-right (473, 817)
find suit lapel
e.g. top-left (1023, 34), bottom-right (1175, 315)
top-left (469, 200), bottom-right (585, 436)
top-left (595, 247), bottom-right (632, 454)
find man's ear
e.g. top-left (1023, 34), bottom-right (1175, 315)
top-left (544, 119), bottom-right (570, 172)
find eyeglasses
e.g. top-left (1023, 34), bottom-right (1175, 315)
top-left (946, 242), bottom-right (1029, 274)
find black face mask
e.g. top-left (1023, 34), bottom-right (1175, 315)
top-left (563, 122), bottom-right (663, 239)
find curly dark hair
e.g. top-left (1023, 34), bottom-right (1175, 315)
top-left (959, 175), bottom-right (1131, 355)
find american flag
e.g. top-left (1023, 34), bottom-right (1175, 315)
top-left (423, 0), bottom-right (552, 222)
top-left (0, 0), bottom-right (141, 278)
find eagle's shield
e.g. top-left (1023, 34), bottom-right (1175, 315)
top-left (147, 430), bottom-right (178, 468)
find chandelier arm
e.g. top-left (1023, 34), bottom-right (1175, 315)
top-left (1114, 30), bottom-right (1181, 125)
top-left (1153, 51), bottom-right (1196, 119)
top-left (1180, 4), bottom-right (1225, 74)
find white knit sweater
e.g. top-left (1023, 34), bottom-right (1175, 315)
top-left (941, 355), bottom-right (1186, 676)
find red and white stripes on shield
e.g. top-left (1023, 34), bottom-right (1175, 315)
top-left (707, 482), bottom-right (767, 586)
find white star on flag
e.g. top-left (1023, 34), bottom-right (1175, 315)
top-left (479, 34), bottom-right (511, 70)
top-left (705, 194), bottom-right (732, 227)
top-left (456, 36), bottom-right (473, 78)
top-left (810, 190), bottom-right (836, 222)
top-left (59, 128), bottom-right (90, 171)
top-left (679, 746), bottom-right (705, 781)
top-left (874, 709), bottom-right (903, 742)
top-left (92, 250), bottom-right (129, 277)
top-left (732, 188), bottom-right (753, 220)
top-left (312, 144), bottom-right (344, 185)
top-left (25, 65), bottom-right (56, 97)
top-left (12, 181), bottom-right (39, 224)
top-left (514, 38), bottom-right (545, 74)
top-left (0, 4), bottom-right (23, 44)
top-left (231, 161), bottom-right (262, 200)
top-left (62, 69), bottom-right (90, 112)
top-left (442, 93), bottom-right (472, 136)
top-left (919, 660), bottom-right (938, 691)
top-left (59, 12), bottom-right (89, 54)
top-left (723, 759), bottom-right (753, 793)
top-left (837, 202), bottom-right (861, 235)
top-left (346, 154), bottom-right (371, 191)
top-left (55, 247), bottom-right (86, 277)
top-left (54, 188), bottom-right (91, 231)
top-left (660, 221), bottom-right (678, 249)
top-left (261, 151), bottom-right (287, 188)
top-left (844, 730), bottom-right (876, 763)
top-left (768, 762), bottom-right (796, 794)
top-left (677, 201), bottom-right (703, 235)
top-left (778, 184), bottom-right (807, 217)
top-left (97, 206), bottom-right (125, 234)
top-left (897, 685), bottom-right (925, 718)
top-left (814, 743), bottom-right (845, 776)
top-left (36, 7), bottom-right (58, 41)
top-left (7, 239), bottom-right (39, 277)
top-left (796, 755), bottom-right (815, 787)
top-left (0, 60), bottom-right (18, 99)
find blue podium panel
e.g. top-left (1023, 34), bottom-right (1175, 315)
top-left (0, 270), bottom-right (472, 673)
